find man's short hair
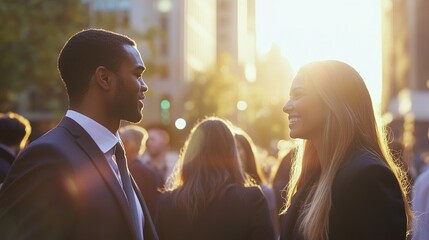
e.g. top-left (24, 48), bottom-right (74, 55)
top-left (57, 29), bottom-right (136, 103)
top-left (0, 112), bottom-right (32, 149)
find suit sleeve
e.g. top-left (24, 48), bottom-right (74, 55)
top-left (248, 187), bottom-right (276, 240)
top-left (332, 164), bottom-right (407, 240)
top-left (0, 144), bottom-right (77, 240)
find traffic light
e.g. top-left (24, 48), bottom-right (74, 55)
top-left (160, 99), bottom-right (170, 110)
top-left (160, 97), bottom-right (171, 125)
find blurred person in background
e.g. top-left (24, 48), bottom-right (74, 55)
top-left (271, 147), bottom-right (295, 222)
top-left (0, 29), bottom-right (158, 240)
top-left (119, 125), bottom-right (163, 219)
top-left (156, 117), bottom-right (275, 240)
top-left (280, 60), bottom-right (411, 240)
top-left (233, 127), bottom-right (279, 237)
top-left (0, 112), bottom-right (32, 185)
top-left (141, 125), bottom-right (178, 182)
top-left (411, 167), bottom-right (429, 240)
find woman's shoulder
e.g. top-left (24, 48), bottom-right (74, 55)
top-left (339, 150), bottom-right (390, 177)
top-left (334, 150), bottom-right (399, 192)
top-left (227, 184), bottom-right (263, 194)
top-left (160, 185), bottom-right (263, 200)
top-left (222, 184), bottom-right (265, 203)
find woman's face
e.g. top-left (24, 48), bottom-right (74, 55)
top-left (283, 73), bottom-right (326, 141)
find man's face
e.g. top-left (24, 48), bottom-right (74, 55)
top-left (113, 45), bottom-right (148, 123)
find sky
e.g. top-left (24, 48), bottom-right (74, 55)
top-left (255, 0), bottom-right (382, 111)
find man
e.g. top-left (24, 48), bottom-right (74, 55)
top-left (0, 29), bottom-right (158, 240)
top-left (141, 125), bottom-right (178, 182)
top-left (119, 125), bottom-right (163, 219)
top-left (0, 112), bottom-right (31, 184)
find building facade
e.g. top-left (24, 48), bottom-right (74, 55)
top-left (382, 0), bottom-right (429, 176)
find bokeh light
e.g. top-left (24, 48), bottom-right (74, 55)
top-left (175, 118), bottom-right (187, 130)
top-left (236, 100), bottom-right (248, 111)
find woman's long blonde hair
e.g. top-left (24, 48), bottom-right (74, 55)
top-left (282, 60), bottom-right (412, 240)
top-left (164, 117), bottom-right (253, 220)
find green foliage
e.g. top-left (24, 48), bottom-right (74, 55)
top-left (250, 95), bottom-right (289, 150)
top-left (184, 65), bottom-right (240, 127)
top-left (0, 0), bottom-right (88, 112)
top-left (183, 56), bottom-right (290, 150)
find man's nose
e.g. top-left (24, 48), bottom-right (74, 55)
top-left (140, 78), bottom-right (148, 92)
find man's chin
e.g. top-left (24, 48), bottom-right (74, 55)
top-left (123, 112), bottom-right (143, 124)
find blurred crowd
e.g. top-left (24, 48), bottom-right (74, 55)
top-left (0, 29), bottom-right (427, 240)
top-left (2, 109), bottom-right (428, 239)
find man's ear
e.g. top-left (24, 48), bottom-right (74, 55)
top-left (94, 66), bottom-right (112, 91)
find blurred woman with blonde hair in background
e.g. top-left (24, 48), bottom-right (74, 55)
top-left (156, 117), bottom-right (275, 240)
top-left (233, 127), bottom-right (279, 236)
top-left (281, 60), bottom-right (412, 240)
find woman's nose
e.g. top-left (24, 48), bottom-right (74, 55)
top-left (283, 100), bottom-right (293, 113)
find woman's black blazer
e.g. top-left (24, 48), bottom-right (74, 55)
top-left (280, 149), bottom-right (407, 240)
top-left (156, 184), bottom-right (276, 240)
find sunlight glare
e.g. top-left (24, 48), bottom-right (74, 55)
top-left (256, 0), bottom-right (382, 110)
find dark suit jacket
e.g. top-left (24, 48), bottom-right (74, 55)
top-left (129, 159), bottom-right (163, 220)
top-left (156, 184), bottom-right (276, 240)
top-left (0, 146), bottom-right (15, 184)
top-left (280, 149), bottom-right (407, 240)
top-left (0, 117), bottom-right (158, 240)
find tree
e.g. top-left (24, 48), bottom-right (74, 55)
top-left (183, 48), bottom-right (293, 150)
top-left (0, 0), bottom-right (88, 112)
top-left (184, 60), bottom-right (241, 127)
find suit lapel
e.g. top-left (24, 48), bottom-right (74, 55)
top-left (58, 117), bottom-right (135, 232)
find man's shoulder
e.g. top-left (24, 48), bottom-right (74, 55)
top-left (29, 121), bottom-right (77, 146)
top-left (17, 125), bottom-right (78, 162)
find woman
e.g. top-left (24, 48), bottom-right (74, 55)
top-left (280, 60), bottom-right (412, 240)
top-left (234, 128), bottom-right (279, 236)
top-left (156, 117), bottom-right (275, 240)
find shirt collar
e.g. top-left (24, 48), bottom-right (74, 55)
top-left (65, 110), bottom-right (119, 154)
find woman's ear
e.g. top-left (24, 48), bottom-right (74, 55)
top-left (94, 66), bottom-right (112, 91)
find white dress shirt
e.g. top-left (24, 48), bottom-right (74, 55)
top-left (66, 110), bottom-right (144, 240)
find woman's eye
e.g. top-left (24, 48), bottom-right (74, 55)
top-left (292, 93), bottom-right (304, 99)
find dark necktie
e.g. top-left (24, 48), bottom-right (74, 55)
top-left (115, 143), bottom-right (141, 239)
